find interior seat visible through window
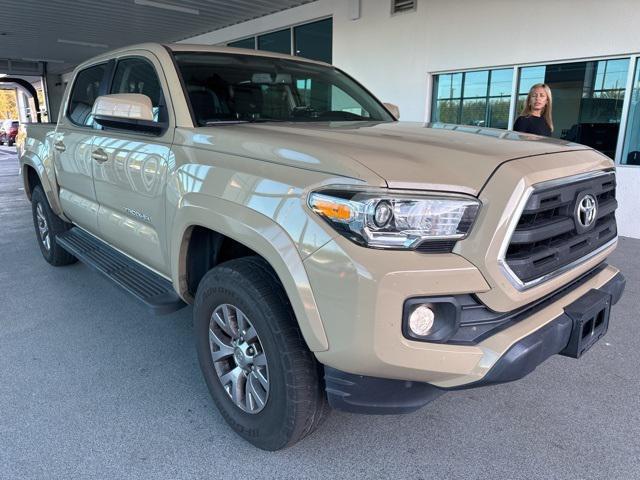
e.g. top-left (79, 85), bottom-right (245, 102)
top-left (67, 63), bottom-right (107, 126)
top-left (188, 86), bottom-right (228, 122)
top-left (233, 84), bottom-right (263, 118)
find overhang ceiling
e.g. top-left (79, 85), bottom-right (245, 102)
top-left (0, 0), bottom-right (316, 74)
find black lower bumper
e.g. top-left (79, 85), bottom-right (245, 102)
top-left (324, 272), bottom-right (625, 414)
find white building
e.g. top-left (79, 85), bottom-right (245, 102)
top-left (182, 0), bottom-right (640, 238)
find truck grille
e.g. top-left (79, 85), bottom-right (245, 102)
top-left (504, 171), bottom-right (617, 285)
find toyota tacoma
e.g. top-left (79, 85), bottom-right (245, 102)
top-left (17, 43), bottom-right (625, 450)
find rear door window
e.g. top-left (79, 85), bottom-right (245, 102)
top-left (67, 63), bottom-right (108, 127)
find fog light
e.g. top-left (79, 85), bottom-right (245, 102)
top-left (409, 305), bottom-right (435, 336)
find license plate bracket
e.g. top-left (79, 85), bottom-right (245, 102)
top-left (560, 288), bottom-right (611, 359)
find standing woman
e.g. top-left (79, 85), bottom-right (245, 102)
top-left (513, 83), bottom-right (554, 136)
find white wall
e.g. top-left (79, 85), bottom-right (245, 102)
top-left (615, 166), bottom-right (640, 238)
top-left (183, 0), bottom-right (640, 122)
top-left (182, 0), bottom-right (431, 120)
top-left (181, 0), bottom-right (640, 238)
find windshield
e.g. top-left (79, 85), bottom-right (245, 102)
top-left (173, 52), bottom-right (394, 126)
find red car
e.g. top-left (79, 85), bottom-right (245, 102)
top-left (0, 120), bottom-right (19, 146)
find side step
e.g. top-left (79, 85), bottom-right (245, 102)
top-left (57, 227), bottom-right (187, 315)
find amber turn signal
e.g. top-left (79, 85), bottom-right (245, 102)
top-left (309, 195), bottom-right (354, 222)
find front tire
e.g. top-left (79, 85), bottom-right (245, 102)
top-left (194, 257), bottom-right (328, 450)
top-left (31, 186), bottom-right (77, 266)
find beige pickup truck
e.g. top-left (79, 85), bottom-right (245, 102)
top-left (18, 43), bottom-right (625, 450)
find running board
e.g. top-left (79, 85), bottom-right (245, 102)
top-left (57, 227), bottom-right (186, 315)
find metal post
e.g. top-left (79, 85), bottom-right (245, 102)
top-left (41, 62), bottom-right (51, 123)
top-left (290, 27), bottom-right (295, 56)
top-left (424, 74), bottom-right (433, 123)
top-left (507, 66), bottom-right (519, 129)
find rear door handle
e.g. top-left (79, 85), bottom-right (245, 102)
top-left (54, 141), bottom-right (66, 152)
top-left (91, 148), bottom-right (109, 163)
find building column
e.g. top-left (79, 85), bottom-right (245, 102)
top-left (16, 91), bottom-right (30, 123)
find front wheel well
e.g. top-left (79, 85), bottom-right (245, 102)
top-left (184, 226), bottom-right (269, 299)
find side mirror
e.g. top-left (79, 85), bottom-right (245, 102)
top-left (383, 102), bottom-right (400, 120)
top-left (92, 94), bottom-right (163, 134)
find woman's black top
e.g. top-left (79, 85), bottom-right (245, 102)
top-left (513, 115), bottom-right (552, 137)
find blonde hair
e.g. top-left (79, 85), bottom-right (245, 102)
top-left (521, 83), bottom-right (554, 132)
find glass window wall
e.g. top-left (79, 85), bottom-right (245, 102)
top-left (515, 59), bottom-right (629, 158)
top-left (433, 57), bottom-right (635, 162)
top-left (226, 18), bottom-right (333, 63)
top-left (432, 68), bottom-right (513, 128)
top-left (228, 37), bottom-right (256, 50)
top-left (257, 29), bottom-right (291, 55)
top-left (622, 60), bottom-right (640, 165)
top-left (294, 18), bottom-right (332, 63)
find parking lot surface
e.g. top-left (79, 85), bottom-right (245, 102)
top-left (1, 145), bottom-right (639, 479)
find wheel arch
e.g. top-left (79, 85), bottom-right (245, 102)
top-left (171, 195), bottom-right (329, 352)
top-left (20, 151), bottom-right (64, 216)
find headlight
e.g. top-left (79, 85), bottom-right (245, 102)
top-left (308, 188), bottom-right (480, 249)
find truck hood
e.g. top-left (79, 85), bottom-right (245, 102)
top-left (184, 121), bottom-right (589, 195)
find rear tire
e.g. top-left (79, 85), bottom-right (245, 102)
top-left (31, 186), bottom-right (77, 266)
top-left (194, 256), bottom-right (328, 450)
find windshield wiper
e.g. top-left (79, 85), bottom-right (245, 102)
top-left (204, 119), bottom-right (250, 126)
top-left (245, 118), bottom-right (288, 123)
top-left (204, 118), bottom-right (288, 126)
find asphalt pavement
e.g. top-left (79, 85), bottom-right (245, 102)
top-left (1, 145), bottom-right (639, 479)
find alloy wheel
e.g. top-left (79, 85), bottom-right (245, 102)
top-left (36, 203), bottom-right (51, 251)
top-left (209, 304), bottom-right (270, 414)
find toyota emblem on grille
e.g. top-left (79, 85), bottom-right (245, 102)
top-left (577, 194), bottom-right (598, 228)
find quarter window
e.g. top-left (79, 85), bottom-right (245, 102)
top-left (67, 63), bottom-right (107, 127)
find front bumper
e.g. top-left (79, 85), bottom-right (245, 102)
top-left (324, 271), bottom-right (625, 414)
top-left (307, 229), bottom-right (619, 386)
top-left (450, 270), bottom-right (624, 388)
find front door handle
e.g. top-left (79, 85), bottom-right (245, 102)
top-left (91, 148), bottom-right (109, 163)
top-left (54, 141), bottom-right (66, 152)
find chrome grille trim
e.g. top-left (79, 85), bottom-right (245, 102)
top-left (498, 170), bottom-right (616, 291)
